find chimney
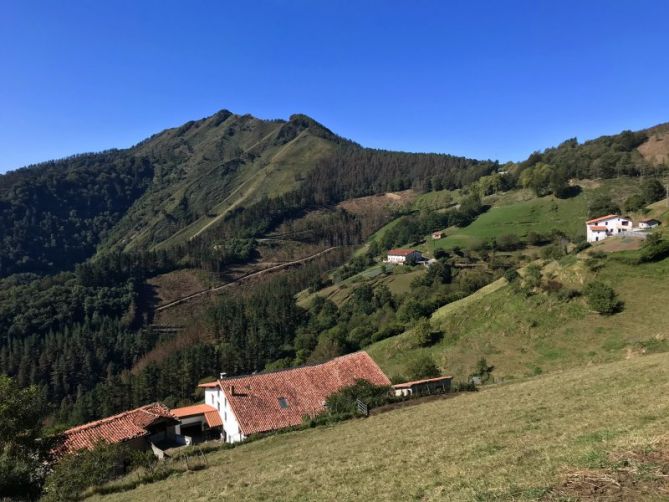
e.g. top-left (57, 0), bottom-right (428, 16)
top-left (219, 372), bottom-right (227, 380)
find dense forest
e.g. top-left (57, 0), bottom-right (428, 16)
top-left (0, 152), bottom-right (153, 276)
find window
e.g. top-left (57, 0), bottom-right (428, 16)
top-left (278, 397), bottom-right (289, 409)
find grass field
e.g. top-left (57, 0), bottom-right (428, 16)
top-left (368, 253), bottom-right (669, 382)
top-left (93, 352), bottom-right (669, 501)
top-left (419, 179), bottom-right (660, 252)
top-left (427, 191), bottom-right (588, 251)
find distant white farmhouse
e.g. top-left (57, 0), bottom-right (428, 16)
top-left (386, 248), bottom-right (423, 264)
top-left (639, 219), bottom-right (661, 229)
top-left (585, 214), bottom-right (632, 242)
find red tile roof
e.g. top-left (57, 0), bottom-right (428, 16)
top-left (586, 214), bottom-right (620, 224)
top-left (387, 248), bottom-right (418, 256)
top-left (59, 403), bottom-right (177, 455)
top-left (202, 352), bottom-right (390, 436)
top-left (589, 226), bottom-right (608, 231)
top-left (204, 410), bottom-right (223, 428)
top-left (171, 403), bottom-right (223, 428)
top-left (171, 403), bottom-right (217, 418)
top-left (392, 375), bottom-right (453, 389)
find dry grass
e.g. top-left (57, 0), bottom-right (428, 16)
top-left (92, 352), bottom-right (669, 501)
top-left (147, 269), bottom-right (217, 306)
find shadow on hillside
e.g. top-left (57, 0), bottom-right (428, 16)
top-left (558, 185), bottom-right (582, 199)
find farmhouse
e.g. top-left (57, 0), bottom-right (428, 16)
top-left (392, 376), bottom-right (453, 397)
top-left (639, 218), bottom-right (661, 229)
top-left (386, 248), bottom-right (423, 264)
top-left (58, 403), bottom-right (178, 455)
top-left (199, 351), bottom-right (391, 443)
top-left (585, 214), bottom-right (632, 242)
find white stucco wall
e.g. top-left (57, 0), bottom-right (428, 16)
top-left (205, 387), bottom-right (246, 443)
top-left (586, 217), bottom-right (632, 242)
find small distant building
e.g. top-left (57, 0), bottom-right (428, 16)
top-left (585, 214), bottom-right (632, 242)
top-left (171, 403), bottom-right (223, 442)
top-left (392, 376), bottom-right (453, 397)
top-left (199, 352), bottom-right (390, 443)
top-left (386, 248), bottom-right (423, 264)
top-left (432, 231), bottom-right (444, 240)
top-left (58, 403), bottom-right (178, 456)
top-left (639, 219), bottom-right (661, 229)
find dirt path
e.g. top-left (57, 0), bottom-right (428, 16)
top-left (155, 247), bottom-right (338, 312)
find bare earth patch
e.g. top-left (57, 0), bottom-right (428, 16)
top-left (147, 268), bottom-right (215, 305)
top-left (592, 237), bottom-right (644, 253)
top-left (544, 438), bottom-right (669, 501)
top-left (638, 125), bottom-right (669, 165)
top-left (336, 189), bottom-right (416, 215)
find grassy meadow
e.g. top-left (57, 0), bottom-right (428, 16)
top-left (93, 352), bottom-right (669, 501)
top-left (368, 252), bottom-right (669, 383)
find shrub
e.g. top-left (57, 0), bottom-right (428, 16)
top-left (472, 356), bottom-right (495, 383)
top-left (541, 244), bottom-right (565, 260)
top-left (523, 264), bottom-right (542, 289)
top-left (503, 268), bottom-right (519, 283)
top-left (410, 317), bottom-right (442, 348)
top-left (583, 281), bottom-right (621, 315)
top-left (572, 240), bottom-right (591, 254)
top-left (496, 233), bottom-right (523, 251)
top-left (542, 279), bottom-right (563, 294)
top-left (371, 324), bottom-right (404, 343)
top-left (406, 355), bottom-right (440, 380)
top-left (43, 443), bottom-right (149, 501)
top-left (526, 231), bottom-right (548, 246)
top-left (324, 380), bottom-right (391, 415)
top-left (638, 235), bottom-right (669, 263)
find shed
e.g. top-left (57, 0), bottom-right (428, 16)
top-left (392, 376), bottom-right (453, 397)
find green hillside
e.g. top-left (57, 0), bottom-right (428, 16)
top-left (368, 249), bottom-right (669, 383)
top-left (93, 353), bottom-right (669, 501)
top-left (106, 112), bottom-right (344, 252)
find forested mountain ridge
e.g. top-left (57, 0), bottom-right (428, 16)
top-left (104, 111), bottom-right (351, 252)
top-left (0, 109), bottom-right (496, 278)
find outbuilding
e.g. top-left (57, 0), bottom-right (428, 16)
top-left (392, 376), bottom-right (453, 397)
top-left (639, 219), bottom-right (661, 229)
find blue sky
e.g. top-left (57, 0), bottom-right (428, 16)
top-left (1, 1), bottom-right (668, 172)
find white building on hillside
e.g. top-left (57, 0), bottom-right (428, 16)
top-left (386, 248), bottom-right (423, 264)
top-left (585, 214), bottom-right (632, 242)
